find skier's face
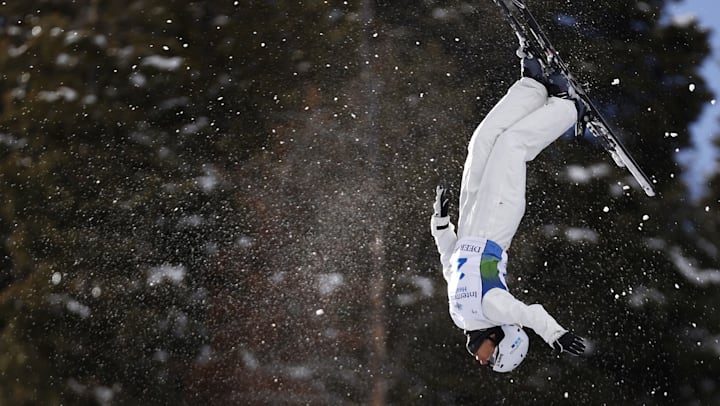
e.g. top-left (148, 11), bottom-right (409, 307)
top-left (474, 334), bottom-right (499, 366)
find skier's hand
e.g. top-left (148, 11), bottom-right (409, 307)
top-left (433, 185), bottom-right (449, 217)
top-left (553, 332), bottom-right (585, 356)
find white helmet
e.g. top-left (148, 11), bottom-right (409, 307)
top-left (490, 325), bottom-right (529, 373)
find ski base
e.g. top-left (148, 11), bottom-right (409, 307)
top-left (494, 0), bottom-right (656, 197)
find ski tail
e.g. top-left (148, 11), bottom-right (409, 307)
top-left (493, 0), bottom-right (656, 197)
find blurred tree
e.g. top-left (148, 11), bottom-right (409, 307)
top-left (0, 1), bottom-right (257, 404)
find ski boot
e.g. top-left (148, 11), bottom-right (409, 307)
top-left (517, 46), bottom-right (545, 84)
top-left (547, 68), bottom-right (587, 127)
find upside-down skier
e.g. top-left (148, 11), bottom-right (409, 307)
top-left (431, 48), bottom-right (586, 373)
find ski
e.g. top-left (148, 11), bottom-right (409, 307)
top-left (493, 0), bottom-right (656, 197)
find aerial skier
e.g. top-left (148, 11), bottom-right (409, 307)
top-left (430, 48), bottom-right (587, 372)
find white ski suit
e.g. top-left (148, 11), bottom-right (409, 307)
top-left (432, 77), bottom-right (576, 348)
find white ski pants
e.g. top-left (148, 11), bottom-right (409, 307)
top-left (457, 78), bottom-right (577, 249)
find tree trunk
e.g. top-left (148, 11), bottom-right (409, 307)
top-left (360, 0), bottom-right (388, 404)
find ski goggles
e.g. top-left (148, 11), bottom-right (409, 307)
top-left (485, 334), bottom-right (501, 367)
top-left (487, 345), bottom-right (500, 368)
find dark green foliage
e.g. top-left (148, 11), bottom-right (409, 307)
top-left (0, 0), bottom-right (717, 404)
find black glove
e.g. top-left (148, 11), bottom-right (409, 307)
top-left (553, 332), bottom-right (585, 356)
top-left (433, 185), bottom-right (449, 218)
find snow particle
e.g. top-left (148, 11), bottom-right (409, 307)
top-left (689, 83), bottom-right (696, 92)
top-left (315, 309), bottom-right (325, 316)
top-left (642, 214), bottom-right (650, 221)
top-left (603, 206), bottom-right (610, 213)
top-left (611, 78), bottom-right (620, 85)
top-left (51, 272), bottom-right (62, 285)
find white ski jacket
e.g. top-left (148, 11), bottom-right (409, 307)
top-left (431, 215), bottom-right (567, 347)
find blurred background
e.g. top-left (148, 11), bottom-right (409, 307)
top-left (1, 0), bottom-right (719, 404)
